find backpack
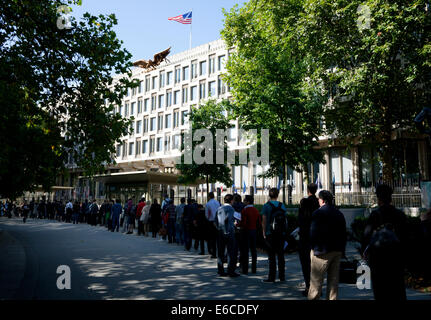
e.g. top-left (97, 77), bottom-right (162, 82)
top-left (268, 202), bottom-right (287, 237)
top-left (216, 206), bottom-right (229, 234)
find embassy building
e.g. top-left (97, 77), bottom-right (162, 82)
top-left (43, 39), bottom-right (429, 207)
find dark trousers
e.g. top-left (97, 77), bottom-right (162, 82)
top-left (111, 216), bottom-right (120, 232)
top-left (298, 240), bottom-right (311, 289)
top-left (151, 223), bottom-right (159, 238)
top-left (217, 231), bottom-right (237, 275)
top-left (167, 220), bottom-right (176, 243)
top-left (207, 222), bottom-right (217, 257)
top-left (241, 229), bottom-right (257, 274)
top-left (266, 234), bottom-right (285, 281)
top-left (184, 223), bottom-right (193, 250)
top-left (194, 237), bottom-right (205, 254)
top-left (137, 220), bottom-right (144, 235)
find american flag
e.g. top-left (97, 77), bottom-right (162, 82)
top-left (168, 11), bottom-right (192, 24)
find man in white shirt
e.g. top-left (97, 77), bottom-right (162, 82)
top-left (205, 192), bottom-right (220, 259)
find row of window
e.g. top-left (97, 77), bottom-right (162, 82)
top-left (119, 78), bottom-right (228, 117)
top-left (116, 134), bottom-right (182, 157)
top-left (126, 55), bottom-right (227, 97)
top-left (130, 110), bottom-right (189, 135)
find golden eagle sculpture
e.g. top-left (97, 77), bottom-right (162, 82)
top-left (133, 47), bottom-right (171, 71)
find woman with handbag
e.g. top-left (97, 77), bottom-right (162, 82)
top-left (140, 200), bottom-right (151, 236)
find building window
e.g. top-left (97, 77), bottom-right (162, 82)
top-left (199, 82), bottom-right (206, 100)
top-left (173, 134), bottom-right (180, 150)
top-left (167, 71), bottom-right (173, 85)
top-left (165, 135), bottom-right (171, 151)
top-left (142, 140), bottom-right (148, 154)
top-left (151, 95), bottom-right (156, 111)
top-left (199, 61), bottom-right (207, 76)
top-left (120, 105), bottom-right (124, 117)
top-left (209, 55), bottom-right (215, 74)
top-left (116, 144), bottom-right (121, 157)
top-left (208, 81), bottom-right (216, 97)
top-left (181, 110), bottom-right (188, 125)
top-left (136, 139), bottom-right (141, 155)
top-left (144, 116), bottom-right (149, 133)
top-left (191, 60), bottom-right (198, 79)
top-left (158, 94), bottom-right (164, 109)
top-left (131, 102), bottom-right (136, 115)
top-left (150, 136), bottom-right (155, 153)
top-left (144, 98), bottom-right (149, 112)
top-left (218, 76), bottom-right (226, 95)
top-left (157, 113), bottom-right (163, 131)
top-left (138, 98), bottom-right (143, 114)
top-left (150, 117), bottom-right (156, 131)
top-left (159, 72), bottom-right (165, 88)
top-left (218, 55), bottom-right (226, 71)
top-left (182, 86), bottom-right (188, 104)
top-left (191, 86), bottom-right (197, 101)
top-left (182, 66), bottom-right (189, 81)
top-left (173, 109), bottom-right (179, 128)
top-left (175, 66), bottom-right (181, 83)
top-left (145, 76), bottom-right (150, 92)
top-left (174, 90), bottom-right (180, 105)
top-left (125, 103), bottom-right (129, 117)
top-left (166, 91), bottom-right (172, 107)
top-left (136, 120), bottom-right (142, 134)
top-left (132, 86), bottom-right (137, 96)
top-left (129, 142), bottom-right (134, 156)
top-left (122, 141), bottom-right (127, 158)
top-left (152, 76), bottom-right (157, 90)
top-left (157, 137), bottom-right (163, 152)
top-left (138, 81), bottom-right (143, 94)
top-left (165, 114), bottom-right (172, 129)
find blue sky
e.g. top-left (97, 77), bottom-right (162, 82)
top-left (71, 0), bottom-right (246, 62)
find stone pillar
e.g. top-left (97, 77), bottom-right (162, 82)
top-left (351, 147), bottom-right (361, 193)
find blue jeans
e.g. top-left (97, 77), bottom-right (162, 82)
top-left (112, 215), bottom-right (120, 232)
top-left (176, 223), bottom-right (184, 245)
top-left (72, 213), bottom-right (79, 224)
top-left (217, 231), bottom-right (238, 275)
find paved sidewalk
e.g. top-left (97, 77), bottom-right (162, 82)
top-left (0, 217), bottom-right (430, 300)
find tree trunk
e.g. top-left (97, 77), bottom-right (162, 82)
top-left (379, 118), bottom-right (394, 185)
top-left (282, 163), bottom-right (286, 204)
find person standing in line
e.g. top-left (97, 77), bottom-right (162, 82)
top-left (127, 200), bottom-right (137, 234)
top-left (72, 201), bottom-right (80, 224)
top-left (140, 200), bottom-right (151, 236)
top-left (298, 183), bottom-right (320, 296)
top-left (165, 200), bottom-right (176, 243)
top-left (175, 198), bottom-right (186, 245)
top-left (194, 204), bottom-right (207, 254)
top-left (308, 190), bottom-right (346, 300)
top-left (110, 199), bottom-right (122, 232)
top-left (363, 184), bottom-right (407, 301)
top-left (239, 195), bottom-right (261, 274)
top-left (215, 194), bottom-right (240, 277)
top-left (261, 188), bottom-right (288, 283)
top-left (65, 200), bottom-right (73, 223)
top-left (205, 192), bottom-right (220, 259)
top-left (136, 197), bottom-right (146, 236)
top-left (149, 199), bottom-right (162, 238)
top-left (22, 201), bottom-right (30, 223)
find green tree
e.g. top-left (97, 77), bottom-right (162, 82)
top-left (221, 0), bottom-right (325, 203)
top-left (298, 0), bottom-right (431, 182)
top-left (0, 0), bottom-right (137, 199)
top-left (176, 99), bottom-right (233, 201)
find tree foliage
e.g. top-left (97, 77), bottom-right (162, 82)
top-left (176, 99), bottom-right (233, 199)
top-left (298, 0), bottom-right (431, 181)
top-left (0, 0), bottom-right (137, 199)
top-left (221, 0), bottom-right (325, 201)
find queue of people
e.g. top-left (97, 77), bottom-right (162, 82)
top-left (3, 183), bottom-right (424, 301)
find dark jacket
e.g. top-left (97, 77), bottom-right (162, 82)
top-left (310, 204), bottom-right (347, 255)
top-left (298, 195), bottom-right (319, 243)
top-left (149, 203), bottom-right (162, 225)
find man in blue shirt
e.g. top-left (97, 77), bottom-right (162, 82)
top-left (111, 199), bottom-right (123, 232)
top-left (261, 188), bottom-right (287, 283)
top-left (215, 194), bottom-right (240, 277)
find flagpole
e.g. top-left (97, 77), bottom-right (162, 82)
top-left (189, 9), bottom-right (193, 50)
